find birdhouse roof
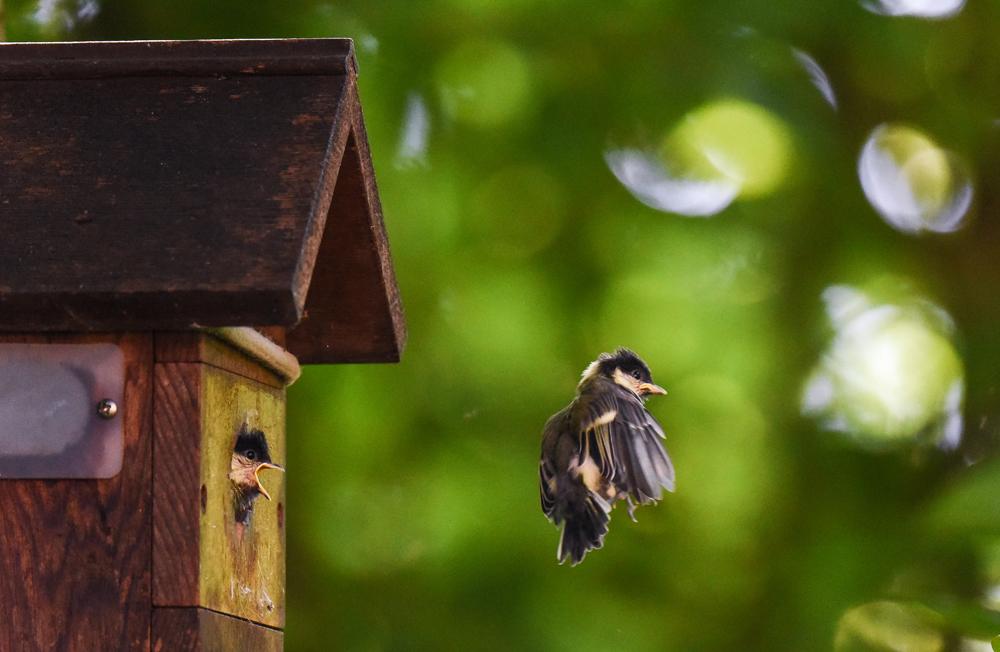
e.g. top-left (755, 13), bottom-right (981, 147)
top-left (0, 39), bottom-right (405, 363)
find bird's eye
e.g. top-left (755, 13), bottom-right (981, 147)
top-left (245, 449), bottom-right (256, 461)
top-left (631, 370), bottom-right (642, 380)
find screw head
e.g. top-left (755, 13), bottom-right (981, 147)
top-left (96, 399), bottom-right (118, 419)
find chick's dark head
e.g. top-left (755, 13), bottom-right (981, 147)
top-left (588, 348), bottom-right (667, 398)
top-left (230, 426), bottom-right (283, 502)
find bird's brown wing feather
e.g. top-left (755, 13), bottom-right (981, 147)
top-left (539, 459), bottom-right (557, 520)
top-left (577, 384), bottom-right (674, 505)
top-left (539, 409), bottom-right (568, 522)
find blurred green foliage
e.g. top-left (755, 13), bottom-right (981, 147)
top-left (8, 0), bottom-right (1000, 649)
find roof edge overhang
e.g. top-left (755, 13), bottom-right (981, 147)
top-left (0, 38), bottom-right (358, 79)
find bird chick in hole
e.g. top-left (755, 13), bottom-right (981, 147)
top-left (230, 425), bottom-right (284, 526)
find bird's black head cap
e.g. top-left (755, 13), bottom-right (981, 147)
top-left (598, 347), bottom-right (653, 383)
top-left (235, 426), bottom-right (273, 465)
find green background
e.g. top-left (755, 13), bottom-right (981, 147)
top-left (7, 1), bottom-right (1000, 649)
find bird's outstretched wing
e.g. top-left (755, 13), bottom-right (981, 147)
top-left (576, 383), bottom-right (674, 506)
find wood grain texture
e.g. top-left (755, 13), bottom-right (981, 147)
top-left (254, 327), bottom-right (287, 348)
top-left (0, 70), bottom-right (343, 330)
top-left (0, 38), bottom-right (406, 365)
top-left (152, 607), bottom-right (283, 652)
top-left (205, 328), bottom-right (300, 385)
top-left (153, 362), bottom-right (203, 607)
top-left (0, 333), bottom-right (153, 651)
top-left (286, 77), bottom-right (407, 363)
top-left (153, 360), bottom-right (286, 628)
top-left (155, 332), bottom-right (285, 389)
top-left (200, 367), bottom-right (286, 626)
top-left (0, 38), bottom-right (355, 80)
top-left (0, 39), bottom-right (405, 364)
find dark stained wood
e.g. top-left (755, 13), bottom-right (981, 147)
top-left (286, 78), bottom-right (407, 363)
top-left (0, 38), bottom-right (355, 80)
top-left (0, 71), bottom-right (344, 330)
top-left (0, 39), bottom-right (406, 363)
top-left (0, 333), bottom-right (153, 651)
top-left (152, 607), bottom-right (283, 652)
top-left (156, 332), bottom-right (284, 389)
top-left (153, 358), bottom-right (286, 628)
top-left (153, 362), bottom-right (203, 607)
top-left (254, 327), bottom-right (287, 348)
top-left (287, 65), bottom-right (355, 316)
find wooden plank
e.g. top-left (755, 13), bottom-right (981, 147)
top-left (153, 362), bottom-right (286, 627)
top-left (199, 367), bottom-right (286, 626)
top-left (286, 79), bottom-right (407, 363)
top-left (0, 67), bottom-right (345, 330)
top-left (0, 333), bottom-right (153, 651)
top-left (254, 327), bottom-right (287, 348)
top-left (153, 363), bottom-right (203, 607)
top-left (288, 66), bottom-right (354, 314)
top-left (152, 607), bottom-right (283, 651)
top-left (205, 328), bottom-right (300, 385)
top-left (0, 39), bottom-right (406, 364)
top-left (155, 332), bottom-right (285, 389)
top-left (0, 38), bottom-right (355, 80)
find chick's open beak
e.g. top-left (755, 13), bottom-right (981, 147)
top-left (252, 462), bottom-right (284, 501)
top-left (638, 382), bottom-right (667, 396)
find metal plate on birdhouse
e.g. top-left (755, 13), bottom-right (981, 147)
top-left (0, 343), bottom-right (124, 478)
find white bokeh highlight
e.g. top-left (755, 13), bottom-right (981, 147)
top-left (604, 148), bottom-right (740, 217)
top-left (803, 285), bottom-right (964, 450)
top-left (863, 0), bottom-right (965, 19)
top-left (395, 93), bottom-right (431, 169)
top-left (792, 49), bottom-right (838, 109)
top-left (858, 123), bottom-right (973, 234)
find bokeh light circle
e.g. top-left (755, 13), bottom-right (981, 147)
top-left (435, 39), bottom-right (535, 128)
top-left (663, 98), bottom-right (794, 200)
top-left (858, 123), bottom-right (973, 234)
top-left (803, 284), bottom-right (964, 449)
top-left (862, 0), bottom-right (965, 19)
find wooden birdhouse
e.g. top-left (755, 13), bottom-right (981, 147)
top-left (0, 39), bottom-right (405, 651)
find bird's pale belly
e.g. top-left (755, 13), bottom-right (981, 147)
top-left (571, 455), bottom-right (617, 500)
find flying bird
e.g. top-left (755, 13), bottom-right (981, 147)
top-left (539, 348), bottom-right (674, 565)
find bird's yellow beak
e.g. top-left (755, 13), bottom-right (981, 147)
top-left (253, 462), bottom-right (284, 501)
top-left (638, 382), bottom-right (667, 396)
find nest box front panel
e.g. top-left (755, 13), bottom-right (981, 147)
top-left (152, 607), bottom-right (284, 651)
top-left (153, 350), bottom-right (286, 629)
top-left (202, 366), bottom-right (286, 625)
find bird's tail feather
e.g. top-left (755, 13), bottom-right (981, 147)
top-left (556, 486), bottom-right (611, 566)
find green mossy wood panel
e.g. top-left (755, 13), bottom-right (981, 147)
top-left (202, 365), bottom-right (286, 625)
top-left (153, 607), bottom-right (284, 651)
top-left (154, 351), bottom-right (286, 628)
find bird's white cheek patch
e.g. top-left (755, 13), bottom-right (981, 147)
top-left (613, 368), bottom-right (641, 395)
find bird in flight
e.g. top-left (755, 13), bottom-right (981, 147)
top-left (539, 348), bottom-right (674, 565)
